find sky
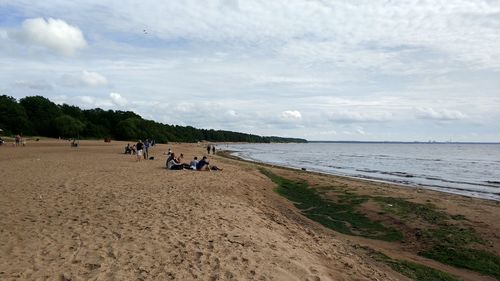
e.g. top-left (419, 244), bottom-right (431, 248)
top-left (0, 0), bottom-right (499, 141)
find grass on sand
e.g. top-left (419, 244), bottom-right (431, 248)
top-left (260, 168), bottom-right (500, 280)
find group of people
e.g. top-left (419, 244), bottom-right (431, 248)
top-left (165, 150), bottom-right (221, 171)
top-left (206, 144), bottom-right (216, 155)
top-left (123, 141), bottom-right (222, 170)
top-left (0, 134), bottom-right (27, 146)
top-left (124, 139), bottom-right (155, 161)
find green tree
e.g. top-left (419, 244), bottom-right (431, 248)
top-left (19, 95), bottom-right (62, 136)
top-left (53, 115), bottom-right (85, 138)
top-left (115, 117), bottom-right (143, 140)
top-left (60, 104), bottom-right (85, 121)
top-left (0, 95), bottom-right (32, 135)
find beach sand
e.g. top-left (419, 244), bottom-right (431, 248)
top-left (0, 140), bottom-right (498, 280)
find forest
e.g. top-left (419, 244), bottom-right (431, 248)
top-left (0, 95), bottom-right (307, 143)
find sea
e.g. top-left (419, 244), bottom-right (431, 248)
top-left (223, 142), bottom-right (500, 201)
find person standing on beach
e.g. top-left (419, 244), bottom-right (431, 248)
top-left (15, 134), bottom-right (21, 146)
top-left (212, 145), bottom-right (216, 155)
top-left (207, 144), bottom-right (211, 154)
top-left (144, 139), bottom-right (150, 160)
top-left (136, 140), bottom-right (144, 161)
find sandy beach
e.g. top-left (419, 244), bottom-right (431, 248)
top-left (1, 140), bottom-right (498, 281)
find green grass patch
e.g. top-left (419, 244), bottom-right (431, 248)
top-left (450, 214), bottom-right (466, 220)
top-left (417, 225), bottom-right (500, 278)
top-left (260, 168), bottom-right (500, 279)
top-left (365, 248), bottom-right (461, 281)
top-left (420, 245), bottom-right (500, 280)
top-left (260, 168), bottom-right (402, 241)
top-left (373, 197), bottom-right (449, 225)
top-left (420, 225), bottom-right (483, 246)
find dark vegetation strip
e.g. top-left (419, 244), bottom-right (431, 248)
top-left (259, 168), bottom-right (500, 280)
top-left (259, 168), bottom-right (402, 241)
top-left (420, 246), bottom-right (500, 280)
top-left (377, 197), bottom-right (500, 279)
top-left (362, 246), bottom-right (461, 281)
top-left (0, 95), bottom-right (306, 143)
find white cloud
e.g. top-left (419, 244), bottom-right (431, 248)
top-left (78, 96), bottom-right (96, 105)
top-left (280, 110), bottom-right (302, 121)
top-left (415, 107), bottom-right (467, 121)
top-left (109, 92), bottom-right (127, 106)
top-left (81, 71), bottom-right (108, 86)
top-left (328, 110), bottom-right (392, 123)
top-left (174, 102), bottom-right (196, 113)
top-left (355, 126), bottom-right (366, 135)
top-left (12, 17), bottom-right (87, 56)
top-left (12, 80), bottom-right (52, 90)
top-left (0, 30), bottom-right (7, 40)
top-left (60, 71), bottom-right (108, 87)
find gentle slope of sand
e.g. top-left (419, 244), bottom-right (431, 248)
top-left (1, 140), bottom-right (498, 280)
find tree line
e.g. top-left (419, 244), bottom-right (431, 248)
top-left (0, 95), bottom-right (307, 143)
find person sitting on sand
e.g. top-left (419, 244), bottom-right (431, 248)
top-left (196, 156), bottom-right (210, 171)
top-left (165, 152), bottom-right (175, 167)
top-left (167, 153), bottom-right (184, 170)
top-left (189, 157), bottom-right (199, 170)
top-left (177, 153), bottom-right (184, 163)
top-left (196, 156), bottom-right (223, 171)
top-left (124, 143), bottom-right (131, 154)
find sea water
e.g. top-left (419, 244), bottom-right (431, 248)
top-left (224, 143), bottom-right (500, 201)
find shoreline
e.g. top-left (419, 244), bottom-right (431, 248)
top-left (218, 150), bottom-right (500, 203)
top-left (219, 148), bottom-right (500, 202)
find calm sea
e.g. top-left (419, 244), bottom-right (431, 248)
top-left (224, 143), bottom-right (500, 201)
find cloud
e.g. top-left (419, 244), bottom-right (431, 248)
top-left (415, 107), bottom-right (467, 121)
top-left (328, 110), bottom-right (392, 123)
top-left (12, 80), bottom-right (52, 90)
top-left (280, 110), bottom-right (302, 121)
top-left (12, 17), bottom-right (87, 55)
top-left (60, 71), bottom-right (108, 87)
top-left (355, 126), bottom-right (366, 135)
top-left (81, 71), bottom-right (108, 86)
top-left (109, 92), bottom-right (127, 106)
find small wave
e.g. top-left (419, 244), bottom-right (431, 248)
top-left (417, 183), bottom-right (500, 195)
top-left (356, 168), bottom-right (380, 174)
top-left (355, 169), bottom-right (416, 178)
top-left (327, 165), bottom-right (345, 169)
top-left (485, 181), bottom-right (500, 187)
top-left (426, 178), bottom-right (500, 188)
top-left (380, 171), bottom-right (415, 178)
top-left (416, 158), bottom-right (442, 162)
